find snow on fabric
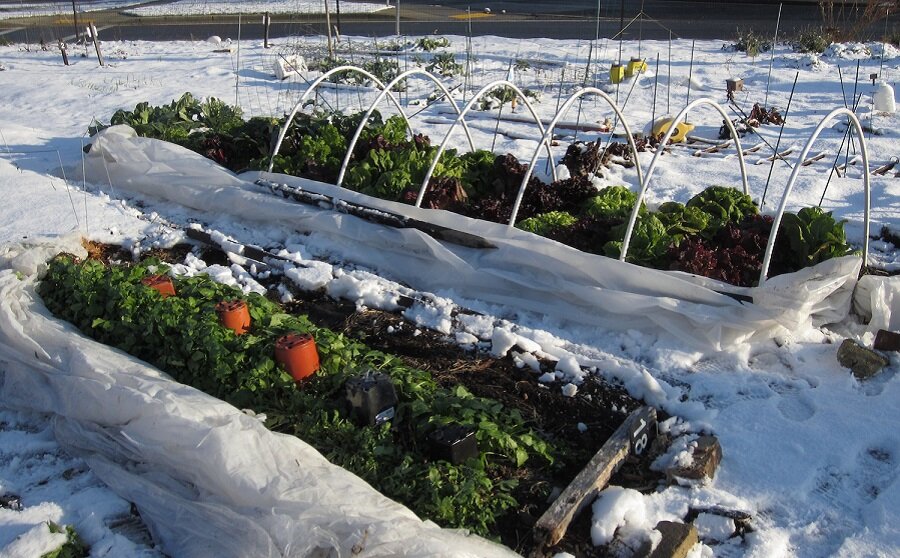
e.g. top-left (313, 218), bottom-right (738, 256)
top-left (0, 244), bottom-right (517, 558)
top-left (79, 125), bottom-right (861, 351)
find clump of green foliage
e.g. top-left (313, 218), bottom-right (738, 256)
top-left (731, 28), bottom-right (772, 57)
top-left (686, 185), bottom-right (758, 232)
top-left (779, 206), bottom-right (854, 267)
top-left (517, 211), bottom-right (578, 236)
top-left (793, 27), bottom-right (832, 53)
top-left (42, 523), bottom-right (88, 558)
top-left (426, 52), bottom-right (463, 77)
top-left (416, 36), bottom-right (451, 51)
top-left (39, 256), bottom-right (557, 536)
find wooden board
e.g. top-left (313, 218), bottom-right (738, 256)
top-left (531, 406), bottom-right (657, 551)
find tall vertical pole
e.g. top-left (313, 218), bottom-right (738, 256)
top-left (395, 0), bottom-right (400, 36)
top-left (335, 0), bottom-right (342, 34)
top-left (71, 0), bottom-right (80, 43)
top-left (763, 3), bottom-right (783, 110)
top-left (325, 0), bottom-right (334, 57)
top-left (617, 0), bottom-right (625, 62)
top-left (263, 12), bottom-right (270, 49)
top-left (595, 0), bottom-right (601, 43)
top-left (235, 14), bottom-right (241, 108)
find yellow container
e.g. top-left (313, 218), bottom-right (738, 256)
top-left (625, 58), bottom-right (647, 78)
top-left (610, 64), bottom-right (625, 84)
top-left (651, 118), bottom-right (695, 143)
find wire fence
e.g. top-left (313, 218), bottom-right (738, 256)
top-left (3, 0), bottom-right (895, 47)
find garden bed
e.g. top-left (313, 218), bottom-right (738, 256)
top-left (36, 241), bottom-right (665, 555)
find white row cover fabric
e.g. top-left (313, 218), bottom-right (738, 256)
top-left (0, 237), bottom-right (519, 558)
top-left (79, 125), bottom-right (862, 350)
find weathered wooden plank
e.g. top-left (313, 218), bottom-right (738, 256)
top-left (532, 406), bottom-right (657, 551)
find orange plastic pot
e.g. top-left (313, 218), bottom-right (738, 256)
top-left (141, 274), bottom-right (175, 298)
top-left (216, 300), bottom-right (251, 335)
top-left (275, 333), bottom-right (319, 382)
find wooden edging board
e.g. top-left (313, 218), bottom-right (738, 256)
top-left (531, 405), bottom-right (657, 552)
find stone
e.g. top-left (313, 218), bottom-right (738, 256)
top-left (636, 521), bottom-right (699, 558)
top-left (668, 435), bottom-right (722, 485)
top-left (873, 330), bottom-right (900, 352)
top-left (837, 339), bottom-right (889, 379)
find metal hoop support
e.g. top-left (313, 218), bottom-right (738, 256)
top-left (414, 79), bottom-right (558, 208)
top-left (509, 87), bottom-right (644, 226)
top-left (336, 69), bottom-right (476, 187)
top-left (268, 66), bottom-right (410, 173)
top-left (620, 98), bottom-right (749, 261)
top-left (759, 106), bottom-right (870, 284)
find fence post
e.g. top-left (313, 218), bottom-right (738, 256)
top-left (89, 23), bottom-right (103, 66)
top-left (58, 39), bottom-right (69, 66)
top-left (263, 12), bottom-right (270, 48)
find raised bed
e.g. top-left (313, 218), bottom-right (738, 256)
top-left (34, 246), bottom-right (664, 554)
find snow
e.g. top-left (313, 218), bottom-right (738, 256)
top-left (0, 23), bottom-right (898, 557)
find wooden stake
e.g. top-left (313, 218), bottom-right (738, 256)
top-left (651, 52), bottom-right (660, 126)
top-left (89, 23), bottom-right (103, 66)
top-left (532, 407), bottom-right (657, 551)
top-left (58, 39), bottom-right (69, 66)
top-left (325, 0), bottom-right (334, 58)
top-left (263, 12), bottom-right (270, 49)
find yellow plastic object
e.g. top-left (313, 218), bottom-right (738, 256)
top-left (651, 118), bottom-right (695, 143)
top-left (625, 58), bottom-right (647, 78)
top-left (610, 64), bottom-right (625, 84)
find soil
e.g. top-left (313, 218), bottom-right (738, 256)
top-left (78, 240), bottom-right (669, 557)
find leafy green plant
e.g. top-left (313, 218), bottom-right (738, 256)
top-left (199, 96), bottom-right (243, 135)
top-left (603, 213), bottom-right (673, 268)
top-left (39, 256), bottom-right (558, 536)
top-left (517, 211), bottom-right (578, 236)
top-left (656, 201), bottom-right (711, 240)
top-left (779, 207), bottom-right (853, 267)
top-left (686, 186), bottom-right (758, 232)
top-left (582, 186), bottom-right (644, 220)
top-left (42, 523), bottom-right (88, 558)
top-left (426, 52), bottom-right (463, 77)
top-left (731, 28), bottom-right (772, 57)
top-left (792, 27), bottom-right (832, 53)
top-left (416, 36), bottom-right (451, 51)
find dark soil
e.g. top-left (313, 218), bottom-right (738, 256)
top-left (81, 239), bottom-right (668, 557)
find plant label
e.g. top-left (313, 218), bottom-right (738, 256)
top-left (629, 407), bottom-right (657, 457)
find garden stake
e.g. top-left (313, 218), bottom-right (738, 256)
top-left (325, 0), bottom-right (334, 57)
top-left (667, 31), bottom-right (672, 114)
top-left (849, 60), bottom-right (860, 156)
top-left (761, 71), bottom-right (799, 210)
top-left (819, 92), bottom-right (863, 207)
top-left (686, 40), bottom-right (695, 119)
top-left (263, 12), bottom-right (270, 48)
top-left (763, 3), bottom-right (783, 111)
top-left (651, 52), bottom-right (660, 126)
top-left (234, 14), bottom-right (241, 108)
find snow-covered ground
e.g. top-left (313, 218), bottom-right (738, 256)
top-left (0, 29), bottom-right (898, 557)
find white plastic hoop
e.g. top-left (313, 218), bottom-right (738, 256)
top-left (267, 66), bottom-right (410, 173)
top-left (336, 69), bottom-right (476, 188)
top-left (759, 107), bottom-right (870, 284)
top-left (414, 79), bottom-right (558, 208)
top-left (508, 87), bottom-right (644, 226)
top-left (620, 98), bottom-right (749, 261)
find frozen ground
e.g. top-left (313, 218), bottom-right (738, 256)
top-left (0, 29), bottom-right (898, 557)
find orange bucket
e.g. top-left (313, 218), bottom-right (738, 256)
top-left (216, 300), bottom-right (251, 335)
top-left (275, 333), bottom-right (319, 381)
top-left (141, 274), bottom-right (175, 298)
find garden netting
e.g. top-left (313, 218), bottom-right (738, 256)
top-left (78, 125), bottom-right (863, 351)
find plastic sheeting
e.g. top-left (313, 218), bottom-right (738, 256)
top-left (78, 125), bottom-right (863, 350)
top-left (0, 237), bottom-right (520, 558)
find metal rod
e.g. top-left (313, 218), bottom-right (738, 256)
top-left (667, 31), bottom-right (671, 114)
top-left (651, 52), bottom-right (660, 126)
top-left (763, 3), bottom-right (783, 110)
top-left (395, 0), bottom-right (400, 36)
top-left (685, 40), bottom-right (695, 114)
top-left (761, 71), bottom-right (799, 210)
